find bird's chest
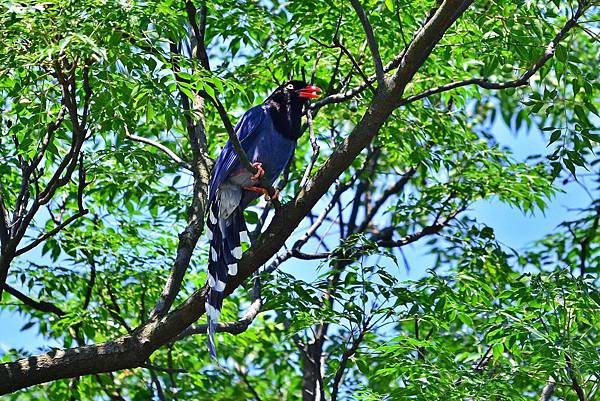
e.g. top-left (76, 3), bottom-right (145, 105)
top-left (250, 130), bottom-right (295, 181)
top-left (228, 129), bottom-right (295, 187)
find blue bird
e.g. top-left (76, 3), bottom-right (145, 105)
top-left (205, 80), bottom-right (321, 358)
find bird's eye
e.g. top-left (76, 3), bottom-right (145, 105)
top-left (286, 83), bottom-right (294, 90)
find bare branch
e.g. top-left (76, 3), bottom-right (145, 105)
top-left (16, 156), bottom-right (88, 257)
top-left (300, 110), bottom-right (320, 189)
top-left (2, 284), bottom-right (65, 317)
top-left (377, 206), bottom-right (466, 248)
top-left (125, 129), bottom-right (191, 170)
top-left (350, 0), bottom-right (385, 84)
top-left (331, 315), bottom-right (373, 401)
top-left (400, 1), bottom-right (588, 105)
top-left (14, 209), bottom-right (88, 257)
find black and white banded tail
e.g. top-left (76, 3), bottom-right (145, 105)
top-left (205, 196), bottom-right (248, 359)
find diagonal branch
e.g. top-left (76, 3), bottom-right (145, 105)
top-left (331, 314), bottom-right (373, 401)
top-left (354, 167), bottom-right (416, 234)
top-left (15, 156), bottom-right (89, 257)
top-left (125, 129), bottom-right (191, 171)
top-left (400, 0), bottom-right (588, 105)
top-left (2, 284), bottom-right (65, 317)
top-left (175, 276), bottom-right (262, 339)
top-left (377, 206), bottom-right (466, 248)
top-left (15, 210), bottom-right (88, 257)
top-left (350, 0), bottom-right (385, 84)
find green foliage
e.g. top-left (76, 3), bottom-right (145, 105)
top-left (0, 0), bottom-right (598, 400)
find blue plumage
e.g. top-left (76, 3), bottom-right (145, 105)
top-left (205, 80), bottom-right (321, 358)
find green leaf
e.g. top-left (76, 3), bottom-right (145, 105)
top-left (385, 0), bottom-right (394, 12)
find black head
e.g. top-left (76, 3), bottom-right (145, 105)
top-left (264, 80), bottom-right (322, 140)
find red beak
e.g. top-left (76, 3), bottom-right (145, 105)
top-left (298, 85), bottom-right (322, 99)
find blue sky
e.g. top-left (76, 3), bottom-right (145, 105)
top-left (0, 112), bottom-right (594, 355)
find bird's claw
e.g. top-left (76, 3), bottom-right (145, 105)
top-left (250, 162), bottom-right (265, 181)
top-left (242, 186), bottom-right (279, 202)
top-left (263, 189), bottom-right (279, 202)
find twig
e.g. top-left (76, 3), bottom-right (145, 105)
top-left (15, 209), bottom-right (88, 257)
top-left (331, 314), bottom-right (373, 401)
top-left (350, 0), bottom-right (384, 84)
top-left (299, 110), bottom-right (320, 188)
top-left (125, 128), bottom-right (191, 170)
top-left (399, 0), bottom-right (589, 105)
top-left (395, 0), bottom-right (408, 49)
top-left (354, 167), bottom-right (416, 233)
top-left (377, 206), bottom-right (466, 248)
top-left (234, 363), bottom-right (264, 401)
top-left (175, 275), bottom-right (262, 340)
top-left (143, 364), bottom-right (186, 374)
top-left (566, 354), bottom-right (586, 401)
top-left (148, 368), bottom-right (167, 401)
top-left (82, 251), bottom-right (97, 310)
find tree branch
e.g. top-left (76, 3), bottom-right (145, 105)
top-left (149, 41), bottom-right (212, 320)
top-left (15, 210), bottom-right (88, 257)
top-left (566, 354), bottom-right (586, 401)
top-left (125, 129), bottom-right (191, 170)
top-left (350, 0), bottom-right (385, 84)
top-left (400, 0), bottom-right (588, 105)
top-left (175, 276), bottom-right (262, 339)
top-left (354, 167), bottom-right (416, 234)
top-left (539, 377), bottom-right (556, 401)
top-left (331, 315), bottom-right (373, 401)
top-left (299, 109), bottom-right (320, 188)
top-left (2, 284), bottom-right (65, 317)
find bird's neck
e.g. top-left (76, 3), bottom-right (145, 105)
top-left (266, 99), bottom-right (303, 140)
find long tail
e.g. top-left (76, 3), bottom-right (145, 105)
top-left (205, 197), bottom-right (248, 359)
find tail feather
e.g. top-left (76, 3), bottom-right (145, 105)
top-left (205, 197), bottom-right (247, 359)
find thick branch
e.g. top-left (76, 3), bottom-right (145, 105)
top-left (2, 284), bottom-right (65, 317)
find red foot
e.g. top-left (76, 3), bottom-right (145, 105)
top-left (242, 186), bottom-right (279, 202)
top-left (250, 162), bottom-right (265, 181)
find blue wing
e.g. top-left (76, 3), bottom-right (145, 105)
top-left (208, 105), bottom-right (267, 203)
